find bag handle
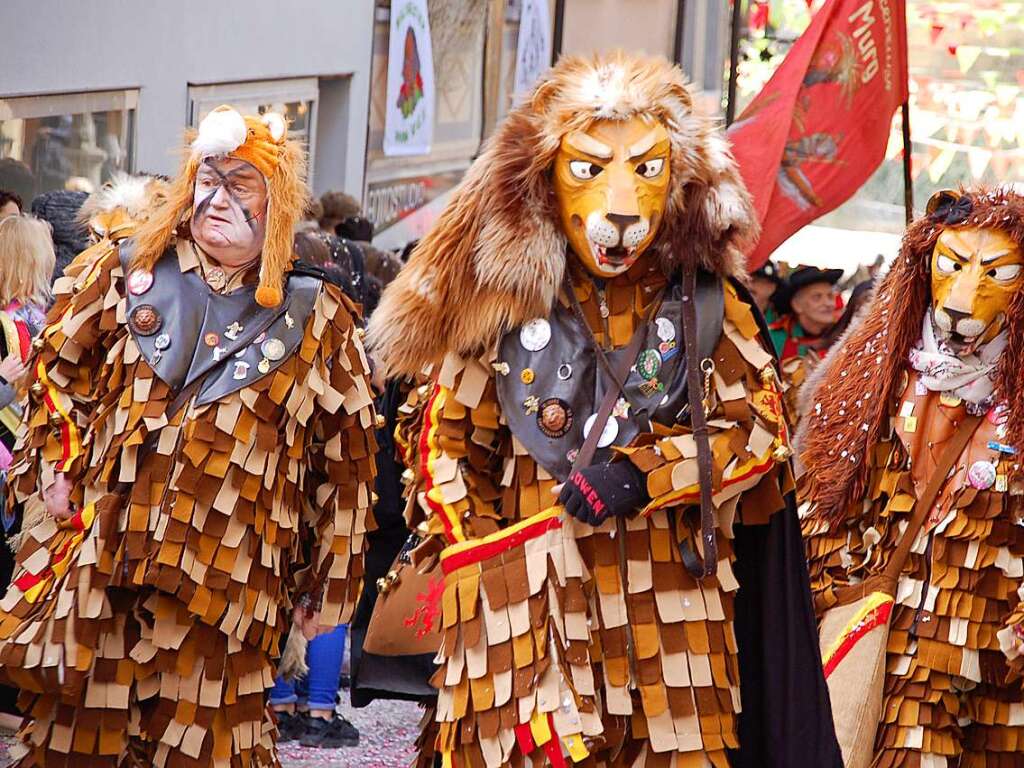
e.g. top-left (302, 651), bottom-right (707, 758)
top-left (831, 411), bottom-right (981, 605)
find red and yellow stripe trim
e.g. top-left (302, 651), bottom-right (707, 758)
top-left (440, 507), bottom-right (562, 575)
top-left (642, 452), bottom-right (775, 516)
top-left (821, 591), bottom-right (893, 678)
top-left (13, 502), bottom-right (96, 604)
top-left (419, 385), bottom-right (465, 544)
top-left (36, 358), bottom-right (81, 472)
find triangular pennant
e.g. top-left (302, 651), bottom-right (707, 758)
top-left (996, 84), bottom-right (1020, 107)
top-left (929, 24), bottom-right (944, 44)
top-left (956, 45), bottom-right (982, 73)
top-left (967, 147), bottom-right (991, 179)
top-left (927, 147), bottom-right (957, 184)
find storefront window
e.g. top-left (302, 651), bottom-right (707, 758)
top-left (0, 89), bottom-right (137, 201)
top-left (188, 79), bottom-right (318, 179)
top-left (731, 0), bottom-right (1024, 243)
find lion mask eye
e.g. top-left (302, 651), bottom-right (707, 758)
top-left (936, 254), bottom-right (960, 274)
top-left (636, 158), bottom-right (665, 179)
top-left (988, 264), bottom-right (1022, 281)
top-left (569, 160), bottom-right (604, 180)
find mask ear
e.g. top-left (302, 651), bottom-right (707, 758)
top-left (926, 189), bottom-right (961, 216)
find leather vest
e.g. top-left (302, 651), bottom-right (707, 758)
top-left (120, 243), bottom-right (321, 406)
top-left (495, 271), bottom-right (724, 481)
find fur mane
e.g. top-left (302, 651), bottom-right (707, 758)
top-left (76, 172), bottom-right (169, 227)
top-left (800, 185), bottom-right (1024, 526)
top-left (368, 51), bottom-right (759, 378)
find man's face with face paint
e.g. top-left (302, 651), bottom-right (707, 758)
top-left (192, 157), bottom-right (268, 267)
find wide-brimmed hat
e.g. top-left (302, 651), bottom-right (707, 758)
top-left (774, 265), bottom-right (843, 315)
top-left (751, 259), bottom-right (782, 284)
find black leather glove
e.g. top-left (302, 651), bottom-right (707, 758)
top-left (558, 460), bottom-right (649, 526)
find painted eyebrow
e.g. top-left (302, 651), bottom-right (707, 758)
top-left (629, 131), bottom-right (668, 160)
top-left (565, 132), bottom-right (613, 160)
top-left (980, 250), bottom-right (1014, 264)
top-left (937, 241), bottom-right (968, 260)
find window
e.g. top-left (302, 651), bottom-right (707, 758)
top-left (0, 89), bottom-right (138, 201)
top-left (188, 79), bottom-right (319, 183)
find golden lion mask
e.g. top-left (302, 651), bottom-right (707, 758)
top-left (931, 226), bottom-right (1024, 352)
top-left (552, 116), bottom-right (671, 277)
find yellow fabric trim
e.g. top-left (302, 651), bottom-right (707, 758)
top-left (820, 591), bottom-right (893, 666)
top-left (563, 733), bottom-right (590, 762)
top-left (529, 710), bottom-right (552, 746)
top-left (423, 386), bottom-right (466, 543)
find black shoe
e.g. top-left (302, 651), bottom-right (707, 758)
top-left (276, 711), bottom-right (307, 743)
top-left (299, 714), bottom-right (360, 748)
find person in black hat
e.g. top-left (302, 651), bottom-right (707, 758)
top-left (748, 259), bottom-right (782, 321)
top-left (769, 264), bottom-right (843, 360)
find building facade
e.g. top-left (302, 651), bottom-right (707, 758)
top-left (0, 0), bottom-right (375, 201)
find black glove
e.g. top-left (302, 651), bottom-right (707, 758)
top-left (558, 460), bottom-right (649, 526)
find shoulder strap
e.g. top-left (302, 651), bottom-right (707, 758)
top-left (680, 268), bottom-right (718, 579)
top-left (569, 324), bottom-right (646, 474)
top-left (882, 412), bottom-right (982, 586)
top-left (833, 412), bottom-right (982, 604)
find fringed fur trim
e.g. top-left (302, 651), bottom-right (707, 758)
top-left (76, 172), bottom-right (170, 227)
top-left (368, 51), bottom-right (758, 378)
top-left (800, 185), bottom-right (1024, 527)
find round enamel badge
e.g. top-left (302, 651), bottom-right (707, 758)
top-left (968, 460), bottom-right (997, 490)
top-left (127, 270), bottom-right (154, 296)
top-left (636, 349), bottom-right (662, 381)
top-left (261, 338), bottom-right (286, 361)
top-left (655, 317), bottom-right (675, 343)
top-left (129, 305), bottom-right (161, 336)
top-left (537, 398), bottom-right (573, 438)
top-left (519, 319), bottom-right (552, 352)
top-left (583, 413), bottom-right (618, 448)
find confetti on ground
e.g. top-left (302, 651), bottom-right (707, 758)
top-left (0, 698), bottom-right (423, 767)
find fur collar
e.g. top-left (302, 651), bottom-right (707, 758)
top-left (368, 52), bottom-right (758, 378)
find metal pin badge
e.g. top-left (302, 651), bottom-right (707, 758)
top-left (224, 321), bottom-right (244, 341)
top-left (655, 317), bottom-right (675, 343)
top-left (233, 361), bottom-right (250, 380)
top-left (285, 312), bottom-right (295, 329)
top-left (130, 305), bottom-right (162, 336)
top-left (968, 460), bottom-right (997, 490)
top-left (258, 358), bottom-right (271, 374)
top-left (213, 347), bottom-right (227, 362)
top-left (519, 318), bottom-right (551, 352)
top-left (127, 270), bottom-right (154, 296)
top-left (261, 338), bottom-right (286, 361)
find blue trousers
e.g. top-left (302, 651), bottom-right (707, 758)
top-left (269, 625), bottom-right (347, 711)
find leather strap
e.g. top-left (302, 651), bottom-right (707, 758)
top-left (569, 320), bottom-right (648, 475)
top-left (831, 412), bottom-right (982, 606)
top-left (679, 269), bottom-right (717, 580)
top-left (563, 273), bottom-right (663, 475)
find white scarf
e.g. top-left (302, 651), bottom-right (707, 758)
top-left (908, 311), bottom-right (1006, 407)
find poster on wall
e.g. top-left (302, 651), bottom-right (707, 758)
top-left (514, 0), bottom-right (552, 97)
top-left (384, 0), bottom-right (435, 156)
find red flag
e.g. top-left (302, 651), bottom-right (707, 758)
top-left (728, 0), bottom-right (908, 269)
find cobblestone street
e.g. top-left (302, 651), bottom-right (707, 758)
top-left (0, 699), bottom-right (422, 767)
